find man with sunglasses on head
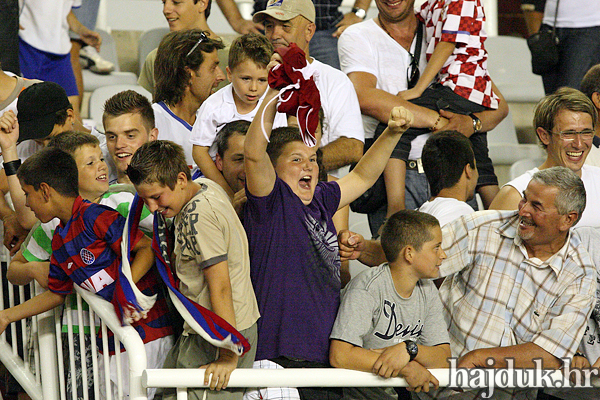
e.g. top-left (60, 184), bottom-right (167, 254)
top-left (338, 0), bottom-right (509, 238)
top-left (490, 87), bottom-right (600, 227)
top-left (152, 29), bottom-right (225, 176)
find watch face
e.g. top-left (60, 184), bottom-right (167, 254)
top-left (354, 8), bottom-right (366, 18)
top-left (406, 340), bottom-right (418, 360)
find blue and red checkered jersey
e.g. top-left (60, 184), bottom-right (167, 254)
top-left (48, 196), bottom-right (174, 351)
top-left (49, 197), bottom-right (134, 300)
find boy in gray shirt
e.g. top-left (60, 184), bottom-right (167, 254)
top-left (330, 210), bottom-right (451, 399)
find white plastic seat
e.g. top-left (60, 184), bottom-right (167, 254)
top-left (88, 84), bottom-right (152, 130)
top-left (82, 29), bottom-right (138, 92)
top-left (487, 109), bottom-right (545, 165)
top-left (485, 35), bottom-right (546, 103)
top-left (137, 27), bottom-right (170, 76)
top-left (510, 158), bottom-right (546, 180)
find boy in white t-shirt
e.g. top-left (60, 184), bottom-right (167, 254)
top-left (191, 33), bottom-right (287, 198)
top-left (330, 209), bottom-right (450, 399)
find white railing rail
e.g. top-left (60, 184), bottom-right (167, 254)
top-left (143, 367), bottom-right (600, 400)
top-left (74, 286), bottom-right (148, 400)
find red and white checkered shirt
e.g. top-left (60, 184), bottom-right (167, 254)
top-left (418, 0), bottom-right (499, 109)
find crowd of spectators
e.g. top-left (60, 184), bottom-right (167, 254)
top-left (1, 0), bottom-right (600, 400)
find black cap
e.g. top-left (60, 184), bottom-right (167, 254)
top-left (16, 82), bottom-right (71, 142)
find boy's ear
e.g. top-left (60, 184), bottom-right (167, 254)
top-left (176, 171), bottom-right (189, 189)
top-left (464, 164), bottom-right (473, 180)
top-left (194, 0), bottom-right (208, 14)
top-left (402, 245), bottom-right (414, 263)
top-left (226, 66), bottom-right (232, 83)
top-left (39, 182), bottom-right (52, 202)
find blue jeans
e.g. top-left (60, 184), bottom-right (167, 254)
top-left (367, 169), bottom-right (430, 239)
top-left (310, 27), bottom-right (341, 70)
top-left (541, 24), bottom-right (600, 94)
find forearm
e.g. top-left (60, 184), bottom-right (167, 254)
top-left (66, 11), bottom-right (85, 36)
top-left (462, 342), bottom-right (561, 369)
top-left (330, 340), bottom-right (381, 372)
top-left (193, 146), bottom-right (234, 198)
top-left (357, 87), bottom-right (441, 128)
top-left (130, 237), bottom-right (154, 283)
top-left (246, 88), bottom-right (279, 162)
top-left (353, 0), bottom-right (371, 10)
top-left (0, 290), bottom-right (65, 325)
top-left (0, 191), bottom-right (14, 218)
top-left (3, 147), bottom-right (36, 229)
top-left (413, 41), bottom-right (455, 93)
top-left (205, 261), bottom-right (237, 328)
top-left (351, 128), bottom-right (402, 188)
top-left (414, 344), bottom-right (451, 369)
top-left (358, 239), bottom-right (386, 266)
top-left (7, 251), bottom-right (47, 286)
top-left (475, 82), bottom-right (508, 133)
top-left (320, 138), bottom-right (363, 172)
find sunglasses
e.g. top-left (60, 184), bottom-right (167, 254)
top-left (407, 53), bottom-right (420, 89)
top-left (186, 31), bottom-right (209, 58)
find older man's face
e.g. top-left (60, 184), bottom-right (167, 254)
top-left (517, 180), bottom-right (574, 248)
top-left (539, 109), bottom-right (594, 177)
top-left (263, 15), bottom-right (314, 55)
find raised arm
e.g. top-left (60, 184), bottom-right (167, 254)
top-left (244, 87), bottom-right (280, 198)
top-left (337, 107), bottom-right (413, 208)
top-left (0, 111), bottom-right (38, 229)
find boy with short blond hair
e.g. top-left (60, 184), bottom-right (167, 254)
top-left (329, 210), bottom-right (451, 399)
top-left (127, 140), bottom-right (259, 400)
top-left (191, 33), bottom-right (287, 198)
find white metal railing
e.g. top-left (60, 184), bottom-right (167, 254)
top-left (143, 367), bottom-right (600, 400)
top-left (0, 256), bottom-right (148, 400)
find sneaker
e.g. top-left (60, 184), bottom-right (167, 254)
top-left (79, 46), bottom-right (115, 74)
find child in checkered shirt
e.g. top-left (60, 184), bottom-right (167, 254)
top-left (381, 0), bottom-right (501, 225)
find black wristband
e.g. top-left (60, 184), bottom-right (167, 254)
top-left (3, 159), bottom-right (21, 177)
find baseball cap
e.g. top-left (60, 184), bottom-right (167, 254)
top-left (253, 0), bottom-right (315, 24)
top-left (16, 82), bottom-right (72, 142)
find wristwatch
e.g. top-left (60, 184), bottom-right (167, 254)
top-left (469, 113), bottom-right (482, 134)
top-left (351, 7), bottom-right (367, 19)
top-left (405, 340), bottom-right (418, 362)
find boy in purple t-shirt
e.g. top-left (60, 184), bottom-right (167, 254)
top-left (243, 67), bottom-right (413, 398)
